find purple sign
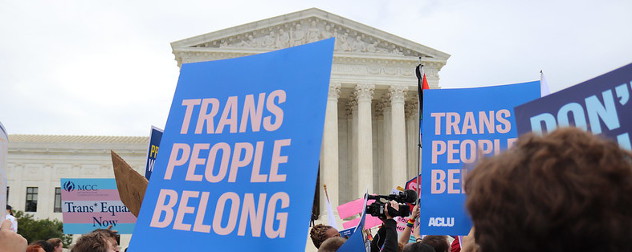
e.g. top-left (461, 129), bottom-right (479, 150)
top-left (515, 63), bottom-right (632, 150)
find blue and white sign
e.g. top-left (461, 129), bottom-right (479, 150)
top-left (337, 195), bottom-right (368, 252)
top-left (144, 126), bottom-right (163, 180)
top-left (338, 227), bottom-right (355, 239)
top-left (128, 39), bottom-right (334, 251)
top-left (515, 63), bottom-right (632, 150)
top-left (60, 178), bottom-right (136, 234)
top-left (419, 81), bottom-right (540, 235)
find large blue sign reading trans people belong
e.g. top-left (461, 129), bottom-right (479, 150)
top-left (515, 63), bottom-right (632, 150)
top-left (128, 39), bottom-right (334, 251)
top-left (419, 81), bottom-right (540, 235)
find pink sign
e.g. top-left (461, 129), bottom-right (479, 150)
top-left (61, 178), bottom-right (136, 234)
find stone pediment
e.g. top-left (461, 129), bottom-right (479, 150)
top-left (171, 8), bottom-right (450, 63)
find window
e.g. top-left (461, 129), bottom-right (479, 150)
top-left (25, 187), bottom-right (38, 212)
top-left (5, 186), bottom-right (8, 203)
top-left (54, 187), bottom-right (61, 213)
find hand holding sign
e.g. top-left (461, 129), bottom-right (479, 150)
top-left (0, 220), bottom-right (27, 252)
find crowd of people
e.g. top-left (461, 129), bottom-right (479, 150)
top-left (310, 202), bottom-right (454, 252)
top-left (310, 127), bottom-right (632, 252)
top-left (0, 219), bottom-right (121, 252)
top-left (1, 127), bottom-right (631, 251)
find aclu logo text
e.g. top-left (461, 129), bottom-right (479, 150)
top-left (428, 217), bottom-right (455, 227)
top-left (63, 181), bottom-right (98, 192)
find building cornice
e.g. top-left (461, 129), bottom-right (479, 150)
top-left (8, 135), bottom-right (148, 144)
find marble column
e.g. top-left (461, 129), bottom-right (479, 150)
top-left (355, 84), bottom-right (375, 195)
top-left (320, 83), bottom-right (340, 215)
top-left (389, 86), bottom-right (408, 188)
top-left (378, 96), bottom-right (392, 193)
top-left (345, 98), bottom-right (358, 202)
top-left (405, 99), bottom-right (420, 179)
top-left (12, 164), bottom-right (23, 210)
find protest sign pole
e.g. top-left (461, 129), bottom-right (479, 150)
top-left (415, 57), bottom-right (423, 200)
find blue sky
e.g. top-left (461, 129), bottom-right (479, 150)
top-left (1, 0), bottom-right (631, 136)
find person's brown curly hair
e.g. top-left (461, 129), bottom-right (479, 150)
top-left (465, 127), bottom-right (632, 252)
top-left (71, 232), bottom-right (110, 252)
top-left (318, 237), bottom-right (346, 252)
top-left (310, 224), bottom-right (333, 249)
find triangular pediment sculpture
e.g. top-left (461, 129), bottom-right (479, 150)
top-left (171, 8), bottom-right (449, 64)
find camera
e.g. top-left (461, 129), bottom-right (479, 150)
top-left (365, 190), bottom-right (418, 219)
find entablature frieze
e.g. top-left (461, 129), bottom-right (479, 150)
top-left (175, 50), bottom-right (443, 89)
top-left (174, 48), bottom-right (445, 67)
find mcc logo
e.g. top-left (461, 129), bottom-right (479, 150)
top-left (63, 180), bottom-right (97, 192)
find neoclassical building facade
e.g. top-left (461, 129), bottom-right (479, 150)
top-left (6, 135), bottom-right (148, 247)
top-left (170, 8), bottom-right (449, 215)
top-left (5, 8), bottom-right (448, 248)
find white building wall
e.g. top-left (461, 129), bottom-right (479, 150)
top-left (6, 135), bottom-right (148, 249)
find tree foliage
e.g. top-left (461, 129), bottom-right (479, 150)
top-left (15, 211), bottom-right (73, 247)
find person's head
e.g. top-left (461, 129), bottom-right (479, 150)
top-left (92, 228), bottom-right (118, 240)
top-left (317, 237), bottom-right (346, 252)
top-left (6, 205), bottom-right (13, 215)
top-left (47, 238), bottom-right (63, 252)
top-left (310, 224), bottom-right (340, 248)
top-left (71, 232), bottom-right (116, 252)
top-left (421, 235), bottom-right (449, 252)
top-left (465, 127), bottom-right (632, 252)
top-left (91, 228), bottom-right (120, 252)
top-left (26, 244), bottom-right (45, 252)
top-left (403, 242), bottom-right (436, 252)
top-left (32, 240), bottom-right (54, 252)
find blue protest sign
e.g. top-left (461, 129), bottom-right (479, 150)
top-left (337, 195), bottom-right (367, 252)
top-left (144, 126), bottom-right (163, 180)
top-left (419, 81), bottom-right (540, 235)
top-left (515, 63), bottom-right (632, 150)
top-left (338, 227), bottom-right (355, 239)
top-left (128, 39), bottom-right (334, 251)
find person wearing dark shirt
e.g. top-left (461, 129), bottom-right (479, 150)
top-left (370, 201), bottom-right (400, 252)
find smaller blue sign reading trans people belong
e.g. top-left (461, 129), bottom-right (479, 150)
top-left (419, 81), bottom-right (540, 235)
top-left (128, 39), bottom-right (334, 251)
top-left (515, 63), bottom-right (632, 150)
